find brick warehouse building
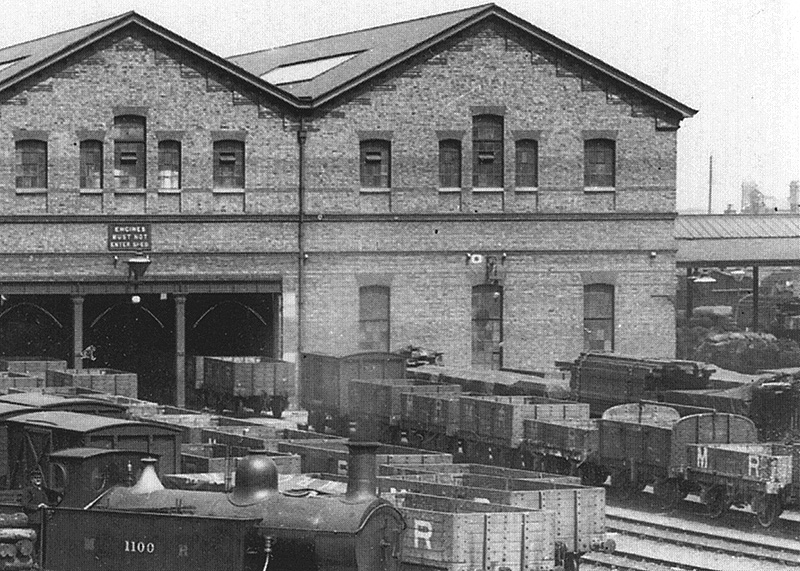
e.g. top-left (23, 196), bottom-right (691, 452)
top-left (0, 5), bottom-right (695, 406)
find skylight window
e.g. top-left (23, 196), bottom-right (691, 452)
top-left (261, 53), bottom-right (360, 85)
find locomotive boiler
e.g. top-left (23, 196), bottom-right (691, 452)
top-left (42, 441), bottom-right (405, 571)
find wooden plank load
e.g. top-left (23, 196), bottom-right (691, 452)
top-left (379, 462), bottom-right (581, 485)
top-left (563, 352), bottom-right (714, 416)
top-left (458, 394), bottom-right (588, 448)
top-left (408, 365), bottom-right (570, 398)
top-left (45, 368), bottom-right (137, 398)
top-left (276, 439), bottom-right (451, 476)
top-left (377, 474), bottom-right (609, 558)
top-left (387, 492), bottom-right (557, 571)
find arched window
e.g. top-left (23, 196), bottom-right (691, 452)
top-left (472, 115), bottom-right (503, 188)
top-left (359, 285), bottom-right (390, 351)
top-left (213, 140), bottom-right (245, 188)
top-left (584, 283), bottom-right (614, 351)
top-left (584, 138), bottom-right (615, 188)
top-left (515, 139), bottom-right (538, 188)
top-left (114, 115), bottom-right (146, 188)
top-left (158, 140), bottom-right (181, 190)
top-left (438, 139), bottom-right (461, 188)
top-left (79, 140), bottom-right (103, 189)
top-left (472, 284), bottom-right (503, 369)
top-left (360, 140), bottom-right (391, 188)
top-left (15, 140), bottom-right (47, 188)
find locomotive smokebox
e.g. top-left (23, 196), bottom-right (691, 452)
top-left (230, 450), bottom-right (278, 506)
top-left (346, 441), bottom-right (380, 502)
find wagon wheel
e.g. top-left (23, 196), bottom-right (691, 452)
top-left (652, 478), bottom-right (683, 511)
top-left (754, 493), bottom-right (782, 528)
top-left (704, 485), bottom-right (729, 519)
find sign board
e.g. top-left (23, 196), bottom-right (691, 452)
top-left (108, 224), bottom-right (152, 251)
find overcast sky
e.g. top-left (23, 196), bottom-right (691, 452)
top-left (0, 0), bottom-right (797, 213)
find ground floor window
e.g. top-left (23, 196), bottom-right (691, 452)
top-left (472, 284), bottom-right (502, 369)
top-left (584, 283), bottom-right (614, 351)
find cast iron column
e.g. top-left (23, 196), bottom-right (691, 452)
top-left (752, 266), bottom-right (759, 331)
top-left (71, 295), bottom-right (84, 370)
top-left (175, 294), bottom-right (186, 407)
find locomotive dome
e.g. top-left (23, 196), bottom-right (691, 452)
top-left (229, 451), bottom-right (279, 506)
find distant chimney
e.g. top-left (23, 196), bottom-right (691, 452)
top-left (790, 181), bottom-right (799, 214)
top-left (346, 441), bottom-right (380, 501)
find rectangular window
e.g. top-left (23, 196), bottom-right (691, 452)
top-left (79, 140), bottom-right (103, 189)
top-left (360, 140), bottom-right (391, 188)
top-left (158, 140), bottom-right (181, 190)
top-left (114, 116), bottom-right (146, 189)
top-left (472, 115), bottom-right (503, 188)
top-left (213, 140), bottom-right (245, 188)
top-left (584, 138), bottom-right (615, 188)
top-left (439, 139), bottom-right (461, 188)
top-left (515, 139), bottom-right (538, 188)
top-left (472, 284), bottom-right (503, 369)
top-left (584, 283), bottom-right (614, 351)
top-left (359, 285), bottom-right (390, 352)
top-left (15, 140), bottom-right (47, 189)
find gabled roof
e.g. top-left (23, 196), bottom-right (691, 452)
top-left (0, 11), bottom-right (300, 107)
top-left (229, 3), bottom-right (697, 117)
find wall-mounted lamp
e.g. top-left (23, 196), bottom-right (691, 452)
top-left (649, 251), bottom-right (657, 259)
top-left (126, 254), bottom-right (151, 282)
top-left (113, 255), bottom-right (119, 268)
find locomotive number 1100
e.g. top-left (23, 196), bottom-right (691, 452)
top-left (124, 540), bottom-right (155, 554)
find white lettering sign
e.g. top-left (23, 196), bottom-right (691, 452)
top-left (413, 519), bottom-right (433, 549)
top-left (696, 447), bottom-right (708, 469)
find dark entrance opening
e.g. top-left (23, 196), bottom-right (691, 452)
top-left (84, 294), bottom-right (175, 404)
top-left (0, 295), bottom-right (71, 361)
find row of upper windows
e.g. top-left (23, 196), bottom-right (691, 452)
top-left (362, 115), bottom-right (616, 190)
top-left (12, 114), bottom-right (615, 191)
top-left (14, 116), bottom-right (244, 190)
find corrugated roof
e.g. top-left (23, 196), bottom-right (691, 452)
top-left (0, 12), bottom-right (299, 107)
top-left (229, 3), bottom-right (696, 116)
top-left (49, 447), bottom-right (158, 460)
top-left (676, 215), bottom-right (800, 265)
top-left (0, 393), bottom-right (125, 410)
top-left (0, 403), bottom-right (34, 419)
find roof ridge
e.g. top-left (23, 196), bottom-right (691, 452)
top-left (0, 11), bottom-right (134, 54)
top-left (229, 3), bottom-right (494, 59)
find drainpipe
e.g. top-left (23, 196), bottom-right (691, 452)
top-left (296, 117), bottom-right (307, 394)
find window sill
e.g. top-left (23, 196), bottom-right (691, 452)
top-left (584, 186), bottom-right (616, 193)
top-left (114, 188), bottom-right (146, 194)
top-left (438, 187), bottom-right (462, 193)
top-left (359, 187), bottom-right (391, 194)
top-left (514, 186), bottom-right (538, 193)
top-left (212, 188), bottom-right (245, 194)
top-left (158, 188), bottom-right (182, 194)
top-left (15, 188), bottom-right (47, 195)
top-left (472, 187), bottom-right (504, 193)
top-left (79, 189), bottom-right (103, 195)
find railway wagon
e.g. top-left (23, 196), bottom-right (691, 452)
top-left (0, 392), bottom-right (128, 418)
top-left (377, 471), bottom-right (611, 570)
top-left (5, 411), bottom-right (183, 489)
top-left (408, 364), bottom-right (570, 398)
top-left (594, 403), bottom-right (758, 505)
top-left (300, 351), bottom-right (406, 434)
top-left (685, 442), bottom-right (792, 526)
top-left (562, 352), bottom-right (713, 416)
top-left (198, 356), bottom-right (295, 418)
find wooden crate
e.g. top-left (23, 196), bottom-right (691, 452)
top-left (388, 492), bottom-right (556, 571)
top-left (0, 358), bottom-right (67, 375)
top-left (378, 475), bottom-right (606, 555)
top-left (45, 368), bottom-right (137, 398)
top-left (459, 395), bottom-right (589, 447)
top-left (0, 372), bottom-right (44, 391)
top-left (181, 450), bottom-right (301, 475)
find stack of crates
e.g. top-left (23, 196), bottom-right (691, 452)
top-left (45, 368), bottom-right (137, 398)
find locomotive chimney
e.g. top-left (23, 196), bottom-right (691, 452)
top-left (129, 458), bottom-right (164, 494)
top-left (346, 441), bottom-right (380, 501)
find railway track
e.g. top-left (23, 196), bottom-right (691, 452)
top-left (581, 506), bottom-right (800, 571)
